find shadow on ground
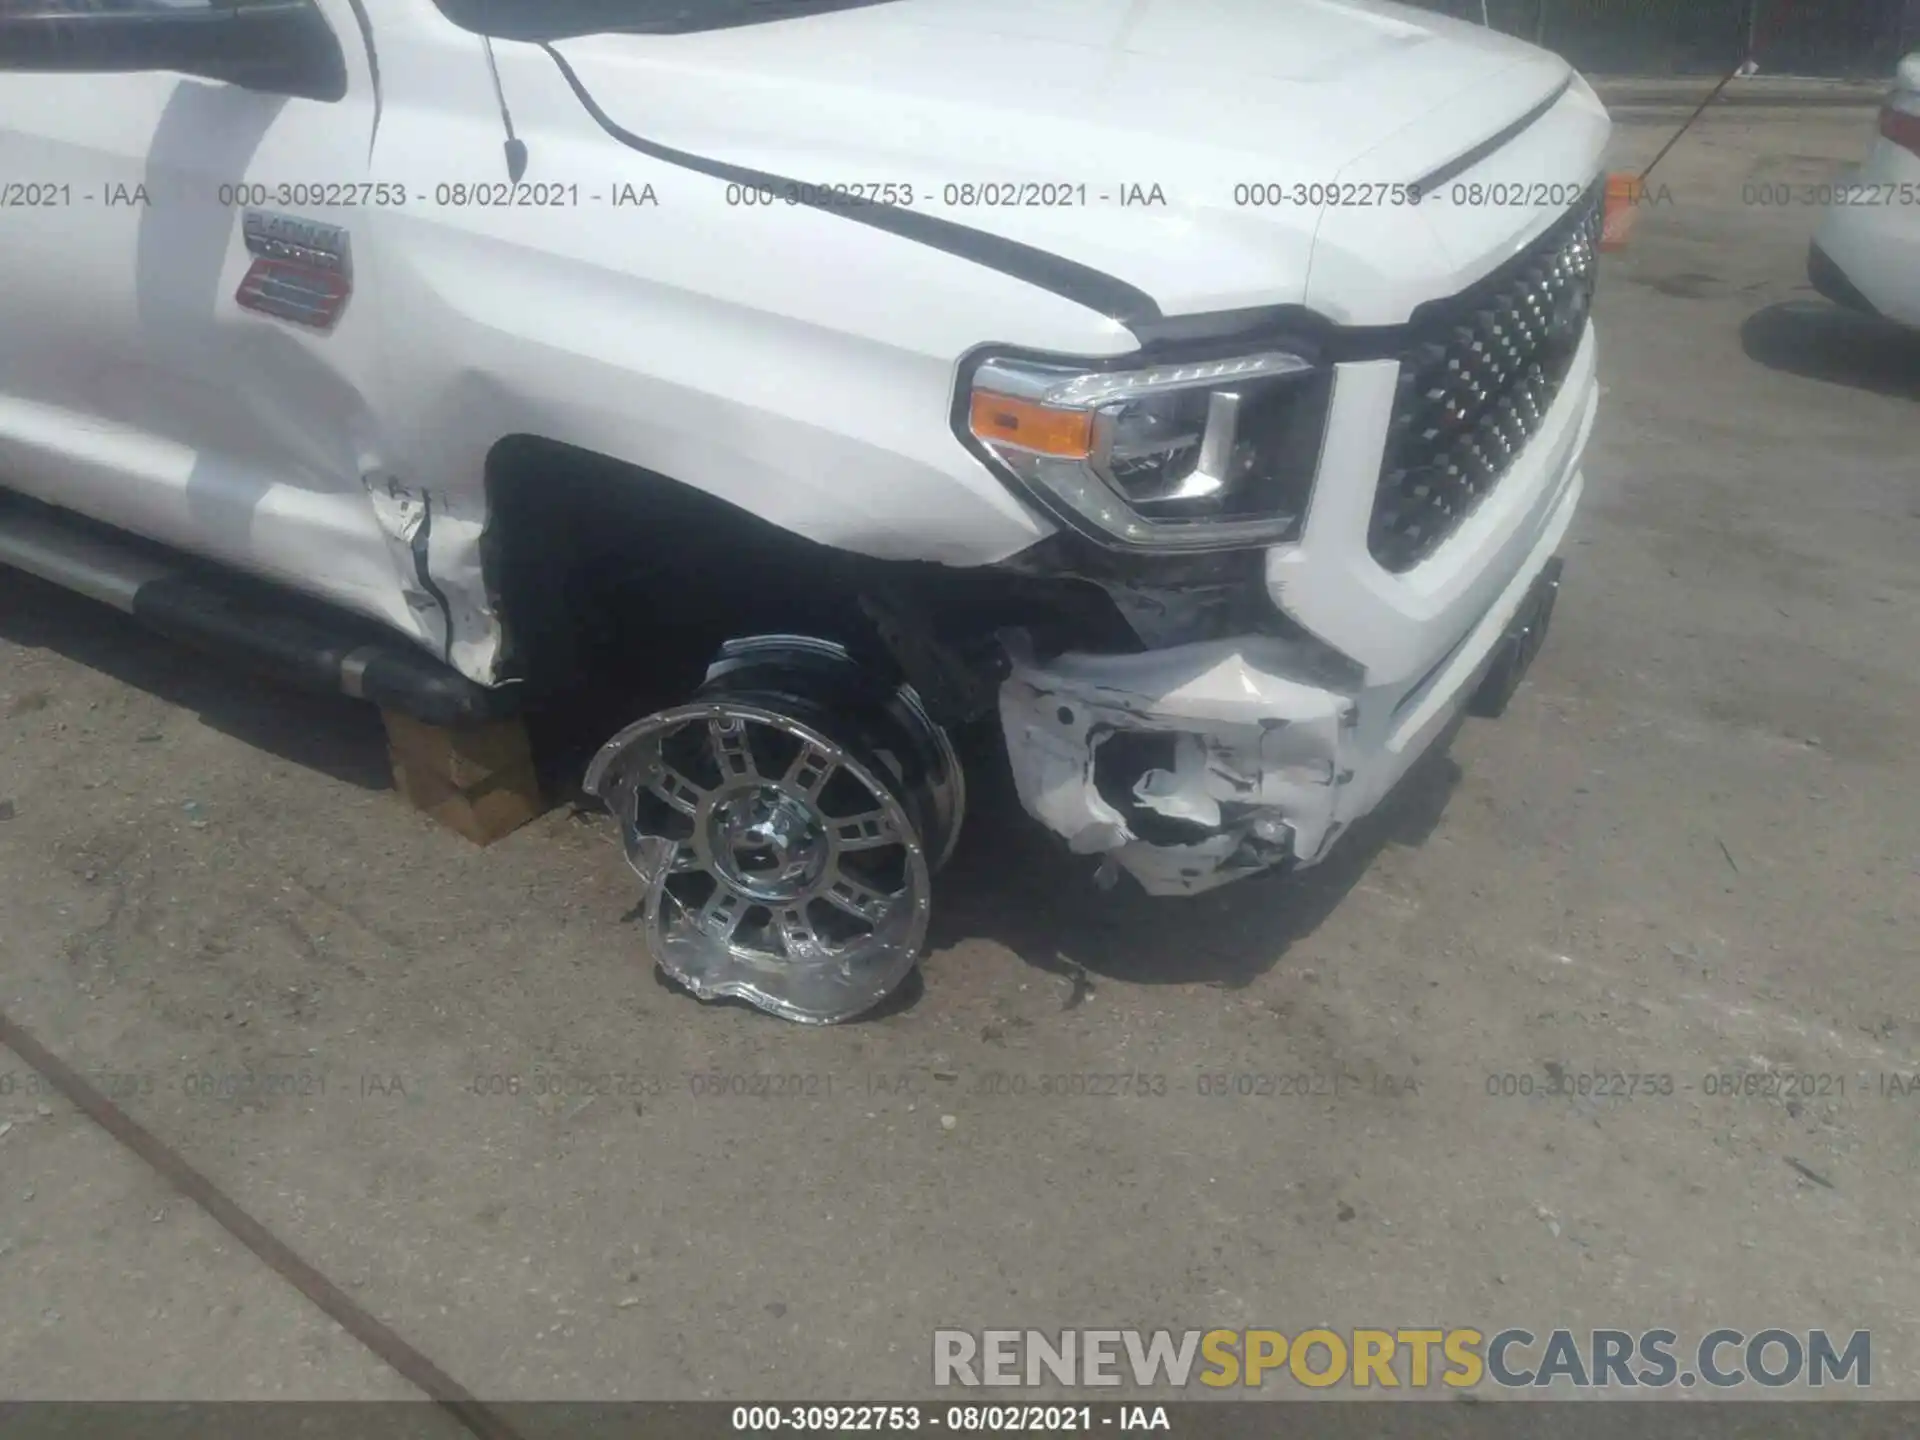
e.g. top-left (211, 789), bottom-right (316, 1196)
top-left (928, 724), bottom-right (1465, 992)
top-left (1741, 300), bottom-right (1920, 399)
top-left (0, 568), bottom-right (391, 790)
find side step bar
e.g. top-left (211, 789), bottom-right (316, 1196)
top-left (0, 496), bottom-right (517, 728)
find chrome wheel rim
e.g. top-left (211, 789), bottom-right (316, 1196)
top-left (585, 638), bottom-right (960, 1024)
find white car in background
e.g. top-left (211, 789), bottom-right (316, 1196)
top-left (1809, 53), bottom-right (1920, 327)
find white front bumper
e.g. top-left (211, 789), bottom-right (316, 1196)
top-left (997, 326), bottom-right (1598, 895)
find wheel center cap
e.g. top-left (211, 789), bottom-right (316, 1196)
top-left (710, 786), bottom-right (827, 901)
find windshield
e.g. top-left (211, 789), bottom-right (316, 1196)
top-left (431, 0), bottom-right (904, 42)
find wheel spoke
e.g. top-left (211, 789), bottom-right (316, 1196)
top-left (775, 906), bottom-right (820, 958)
top-left (696, 888), bottom-right (747, 940)
top-left (710, 718), bottom-right (757, 780)
top-left (822, 872), bottom-right (895, 925)
top-left (830, 808), bottom-right (899, 851)
top-left (649, 763), bottom-right (707, 817)
top-left (783, 738), bottom-right (838, 800)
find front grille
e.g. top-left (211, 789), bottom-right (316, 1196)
top-left (1368, 182), bottom-right (1603, 573)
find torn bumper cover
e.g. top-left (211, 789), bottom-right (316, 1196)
top-left (1000, 638), bottom-right (1356, 895)
top-left (998, 502), bottom-right (1574, 896)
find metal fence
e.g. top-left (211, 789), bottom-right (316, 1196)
top-left (1410, 0), bottom-right (1919, 77)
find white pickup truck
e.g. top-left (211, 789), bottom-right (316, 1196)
top-left (0, 0), bottom-right (1606, 1023)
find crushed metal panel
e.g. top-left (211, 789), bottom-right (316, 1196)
top-left (363, 474), bottom-right (447, 658)
top-left (360, 472), bottom-right (503, 687)
top-left (998, 633), bottom-right (1355, 895)
top-left (1132, 735), bottom-right (1223, 830)
top-left (422, 483), bottom-right (505, 686)
top-left (996, 679), bottom-right (1133, 857)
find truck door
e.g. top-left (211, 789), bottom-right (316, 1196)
top-left (0, 0), bottom-right (422, 641)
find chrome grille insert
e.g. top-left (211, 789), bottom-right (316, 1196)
top-left (1368, 182), bottom-right (1604, 573)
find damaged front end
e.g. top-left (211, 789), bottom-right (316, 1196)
top-left (575, 536), bottom-right (1567, 1019)
top-left (974, 535), bottom-right (1378, 898)
top-left (946, 323), bottom-right (1374, 896)
top-left (998, 633), bottom-right (1356, 897)
top-left (993, 544), bottom-right (1570, 897)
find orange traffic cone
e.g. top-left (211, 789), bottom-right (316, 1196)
top-left (1601, 172), bottom-right (1644, 252)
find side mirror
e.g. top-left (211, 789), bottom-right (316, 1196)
top-left (0, 1), bottom-right (347, 102)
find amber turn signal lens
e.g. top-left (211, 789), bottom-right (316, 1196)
top-left (969, 390), bottom-right (1094, 458)
top-left (1601, 172), bottom-right (1642, 253)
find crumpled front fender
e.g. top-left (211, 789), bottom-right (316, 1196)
top-left (996, 636), bottom-right (1357, 896)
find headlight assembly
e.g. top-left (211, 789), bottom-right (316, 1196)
top-left (960, 347), bottom-right (1333, 552)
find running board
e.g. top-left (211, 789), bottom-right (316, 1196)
top-left (0, 495), bottom-right (516, 728)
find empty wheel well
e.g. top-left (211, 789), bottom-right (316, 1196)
top-left (481, 437), bottom-right (890, 702)
top-left (481, 435), bottom-right (1143, 745)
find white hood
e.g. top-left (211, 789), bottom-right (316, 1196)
top-left (550, 0), bottom-right (1600, 321)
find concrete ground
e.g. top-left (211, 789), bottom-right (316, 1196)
top-left (2, 107), bottom-right (1918, 1405)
